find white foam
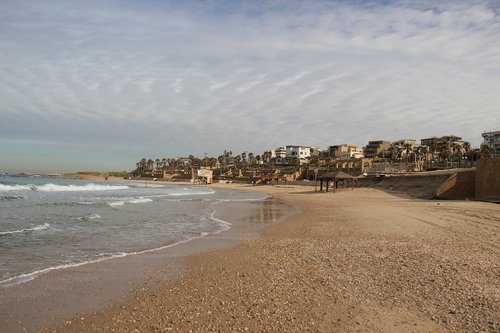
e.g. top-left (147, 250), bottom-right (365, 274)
top-left (0, 223), bottom-right (50, 235)
top-left (0, 253), bottom-right (128, 287)
top-left (74, 213), bottom-right (102, 221)
top-left (108, 197), bottom-right (153, 206)
top-left (168, 188), bottom-right (215, 196)
top-left (128, 198), bottom-right (153, 204)
top-left (0, 183), bottom-right (129, 192)
top-left (0, 184), bottom-right (30, 191)
top-left (131, 183), bottom-right (165, 188)
top-left (0, 219), bottom-right (233, 288)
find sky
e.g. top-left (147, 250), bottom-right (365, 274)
top-left (1, 0), bottom-right (499, 173)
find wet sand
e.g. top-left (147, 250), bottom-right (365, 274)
top-left (0, 192), bottom-right (294, 333)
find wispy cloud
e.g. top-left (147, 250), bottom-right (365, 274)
top-left (0, 0), bottom-right (499, 171)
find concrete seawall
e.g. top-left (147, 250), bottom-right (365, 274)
top-left (358, 173), bottom-right (450, 199)
top-left (475, 157), bottom-right (500, 202)
top-left (358, 159), bottom-right (499, 203)
top-left (434, 170), bottom-right (476, 200)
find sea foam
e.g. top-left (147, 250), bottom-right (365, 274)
top-left (0, 183), bottom-right (129, 192)
top-left (0, 223), bottom-right (50, 236)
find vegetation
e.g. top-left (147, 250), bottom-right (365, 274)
top-left (130, 135), bottom-right (487, 180)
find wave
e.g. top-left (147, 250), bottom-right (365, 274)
top-left (0, 223), bottom-right (50, 236)
top-left (129, 183), bottom-right (166, 188)
top-left (0, 183), bottom-right (129, 192)
top-left (0, 195), bottom-right (24, 200)
top-left (168, 188), bottom-right (216, 196)
top-left (108, 197), bottom-right (153, 207)
top-left (0, 217), bottom-right (232, 287)
top-left (74, 213), bottom-right (102, 221)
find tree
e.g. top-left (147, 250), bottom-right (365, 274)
top-left (437, 142), bottom-right (451, 163)
top-left (403, 143), bottom-right (413, 169)
top-left (479, 145), bottom-right (491, 159)
top-left (248, 152), bottom-right (254, 165)
top-left (426, 138), bottom-right (439, 162)
top-left (147, 159), bottom-right (154, 171)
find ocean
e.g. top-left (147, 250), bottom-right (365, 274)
top-left (0, 175), bottom-right (268, 287)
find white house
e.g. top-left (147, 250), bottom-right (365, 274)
top-left (274, 145), bottom-right (319, 164)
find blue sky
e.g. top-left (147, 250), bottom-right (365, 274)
top-left (1, 0), bottom-right (499, 173)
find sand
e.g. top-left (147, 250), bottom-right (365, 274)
top-left (2, 180), bottom-right (499, 332)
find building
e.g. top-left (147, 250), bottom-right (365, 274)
top-left (482, 131), bottom-right (500, 155)
top-left (392, 139), bottom-right (417, 149)
top-left (285, 145), bottom-right (318, 159)
top-left (274, 145), bottom-right (319, 165)
top-left (274, 147), bottom-right (287, 159)
top-left (391, 139), bottom-right (418, 158)
top-left (420, 135), bottom-right (464, 148)
top-left (363, 140), bottom-right (392, 158)
top-left (328, 144), bottom-right (364, 159)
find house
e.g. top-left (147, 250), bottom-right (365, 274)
top-left (274, 145), bottom-right (319, 165)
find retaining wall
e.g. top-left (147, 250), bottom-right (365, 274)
top-left (475, 158), bottom-right (500, 202)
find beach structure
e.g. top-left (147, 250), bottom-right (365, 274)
top-left (317, 171), bottom-right (358, 192)
top-left (253, 174), bottom-right (287, 185)
top-left (195, 169), bottom-right (213, 184)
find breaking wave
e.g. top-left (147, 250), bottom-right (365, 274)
top-left (0, 195), bottom-right (24, 200)
top-left (108, 197), bottom-right (153, 207)
top-left (0, 183), bottom-right (129, 192)
top-left (0, 223), bottom-right (50, 236)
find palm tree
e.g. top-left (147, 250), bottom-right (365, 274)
top-left (136, 158), bottom-right (148, 175)
top-left (437, 142), bottom-right (451, 164)
top-left (248, 152), bottom-right (254, 165)
top-left (147, 159), bottom-right (154, 172)
top-left (427, 138), bottom-right (439, 162)
top-left (462, 142), bottom-right (471, 166)
top-left (450, 142), bottom-right (462, 167)
top-left (403, 143), bottom-right (413, 169)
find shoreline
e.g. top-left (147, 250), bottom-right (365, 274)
top-left (0, 183), bottom-right (295, 333)
top-left (47, 183), bottom-right (499, 333)
top-left (1, 178), bottom-right (498, 332)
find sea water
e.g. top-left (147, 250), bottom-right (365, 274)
top-left (0, 175), bottom-right (268, 287)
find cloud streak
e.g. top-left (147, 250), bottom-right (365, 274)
top-left (0, 0), bottom-right (499, 171)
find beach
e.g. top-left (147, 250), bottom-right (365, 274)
top-left (2, 181), bottom-right (499, 332)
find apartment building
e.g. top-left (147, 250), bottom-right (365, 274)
top-left (363, 140), bottom-right (392, 158)
top-left (482, 131), bottom-right (500, 155)
top-left (328, 144), bottom-right (364, 159)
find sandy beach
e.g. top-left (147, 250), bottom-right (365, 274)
top-left (2, 180), bottom-right (499, 332)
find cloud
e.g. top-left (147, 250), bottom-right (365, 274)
top-left (0, 0), bottom-right (499, 171)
